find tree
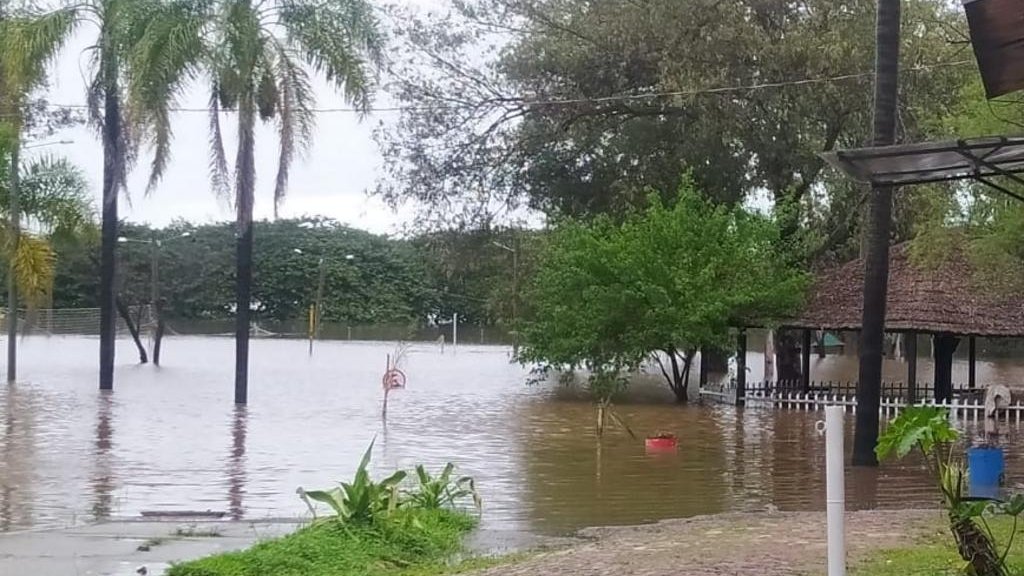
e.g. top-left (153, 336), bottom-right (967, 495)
top-left (70, 0), bottom-right (207, 390)
top-left (0, 152), bottom-right (95, 309)
top-left (0, 2), bottom-right (77, 381)
top-left (377, 0), bottom-right (970, 238)
top-left (519, 181), bottom-right (807, 403)
top-left (201, 0), bottom-right (384, 403)
top-left (853, 0), bottom-right (902, 468)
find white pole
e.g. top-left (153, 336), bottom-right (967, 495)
top-left (453, 312), bottom-right (458, 350)
top-left (824, 405), bottom-right (846, 576)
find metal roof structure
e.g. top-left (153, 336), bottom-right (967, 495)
top-left (822, 136), bottom-right (1024, 202)
top-left (964, 0), bottom-right (1024, 98)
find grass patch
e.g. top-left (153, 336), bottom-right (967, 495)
top-left (855, 517), bottom-right (1024, 576)
top-left (166, 509), bottom-right (483, 576)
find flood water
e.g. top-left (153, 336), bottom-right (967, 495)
top-left (3, 335), bottom-right (1024, 536)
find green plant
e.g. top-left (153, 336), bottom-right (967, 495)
top-left (302, 440), bottom-right (406, 524)
top-left (407, 463), bottom-right (482, 513)
top-left (876, 407), bottom-right (1022, 576)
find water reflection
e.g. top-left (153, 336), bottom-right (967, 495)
top-left (227, 406), bottom-right (247, 520)
top-left (91, 391), bottom-right (115, 521)
top-left (1, 336), bottom-right (1024, 535)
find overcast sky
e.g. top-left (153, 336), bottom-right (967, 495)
top-left (32, 1), bottom-right (445, 236)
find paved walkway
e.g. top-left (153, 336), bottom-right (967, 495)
top-left (468, 510), bottom-right (942, 576)
top-left (0, 510), bottom-right (941, 576)
top-left (0, 519), bottom-right (299, 576)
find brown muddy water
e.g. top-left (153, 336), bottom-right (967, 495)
top-left (2, 335), bottom-right (1024, 536)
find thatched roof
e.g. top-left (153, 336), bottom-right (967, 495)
top-left (788, 242), bottom-right (1024, 337)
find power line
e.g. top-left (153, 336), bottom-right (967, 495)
top-left (1, 59), bottom-right (975, 119)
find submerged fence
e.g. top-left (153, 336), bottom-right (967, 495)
top-left (743, 379), bottom-right (978, 401)
top-left (700, 381), bottom-right (1022, 423)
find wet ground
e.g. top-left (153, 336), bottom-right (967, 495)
top-left (2, 335), bottom-right (1024, 537)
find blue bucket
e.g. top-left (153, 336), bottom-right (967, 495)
top-left (968, 447), bottom-right (1005, 499)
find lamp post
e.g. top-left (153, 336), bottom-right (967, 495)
top-left (294, 249), bottom-right (354, 355)
top-left (118, 231), bottom-right (192, 364)
top-left (491, 239), bottom-right (519, 355)
top-left (7, 139), bottom-right (74, 383)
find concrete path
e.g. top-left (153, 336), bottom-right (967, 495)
top-left (0, 519), bottom-right (299, 576)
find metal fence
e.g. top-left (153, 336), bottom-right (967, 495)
top-left (742, 379), bottom-right (977, 400)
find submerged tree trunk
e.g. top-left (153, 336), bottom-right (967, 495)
top-left (933, 334), bottom-right (960, 403)
top-left (234, 102), bottom-right (256, 405)
top-left (854, 0), bottom-right (901, 467)
top-left (99, 70), bottom-right (122, 391)
top-left (661, 348), bottom-right (694, 403)
top-left (115, 297), bottom-right (148, 364)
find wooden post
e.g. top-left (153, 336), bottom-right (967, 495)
top-left (969, 336), bottom-right (977, 390)
top-left (736, 330), bottom-right (747, 407)
top-left (801, 329), bottom-right (812, 393)
top-left (699, 347), bottom-right (709, 389)
top-left (906, 331), bottom-right (917, 404)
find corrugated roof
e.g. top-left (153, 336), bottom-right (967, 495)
top-left (822, 136), bottom-right (1024, 191)
top-left (786, 242), bottom-right (1024, 337)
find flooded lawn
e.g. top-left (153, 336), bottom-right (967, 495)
top-left (1, 335), bottom-right (1023, 535)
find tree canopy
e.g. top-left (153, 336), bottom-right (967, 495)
top-left (377, 0), bottom-right (972, 253)
top-left (518, 181), bottom-right (807, 401)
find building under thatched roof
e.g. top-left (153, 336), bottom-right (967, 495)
top-left (788, 241), bottom-right (1024, 338)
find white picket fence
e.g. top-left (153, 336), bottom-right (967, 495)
top-left (699, 388), bottom-right (1024, 423)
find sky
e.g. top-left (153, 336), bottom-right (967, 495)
top-left (31, 1), bottom-right (442, 236)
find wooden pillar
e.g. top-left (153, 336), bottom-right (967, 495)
top-left (906, 331), bottom-right (917, 404)
top-left (801, 329), bottom-right (812, 393)
top-left (699, 347), bottom-right (709, 389)
top-left (933, 334), bottom-right (960, 403)
top-left (969, 336), bottom-right (977, 390)
top-left (736, 330), bottom-right (747, 406)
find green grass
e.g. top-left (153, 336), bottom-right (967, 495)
top-left (165, 509), bottom-right (488, 576)
top-left (854, 517), bottom-right (1024, 576)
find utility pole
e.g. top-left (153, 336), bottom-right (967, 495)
top-left (7, 138), bottom-right (19, 384)
top-left (311, 257), bottom-right (325, 355)
top-left (853, 0), bottom-right (902, 467)
top-left (492, 239), bottom-right (519, 355)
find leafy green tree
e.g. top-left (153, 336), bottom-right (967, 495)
top-left (378, 0), bottom-right (970, 246)
top-left (197, 0), bottom-right (384, 403)
top-left (519, 181), bottom-right (806, 402)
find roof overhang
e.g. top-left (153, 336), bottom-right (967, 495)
top-left (822, 136), bottom-right (1024, 202)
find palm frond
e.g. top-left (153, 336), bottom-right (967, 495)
top-left (0, 6), bottom-right (77, 99)
top-left (278, 0), bottom-right (383, 114)
top-left (127, 0), bottom-right (210, 193)
top-left (266, 38), bottom-right (314, 215)
top-left (14, 155), bottom-right (95, 239)
top-left (208, 86), bottom-right (232, 201)
top-left (11, 234), bottom-right (56, 309)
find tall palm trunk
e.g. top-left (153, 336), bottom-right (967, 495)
top-left (234, 101), bottom-right (256, 404)
top-left (853, 0), bottom-right (901, 466)
top-left (98, 64), bottom-right (121, 391)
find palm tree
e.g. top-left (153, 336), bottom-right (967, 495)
top-left (853, 0), bottom-right (902, 467)
top-left (0, 154), bottom-right (95, 308)
top-left (204, 0), bottom-right (383, 403)
top-left (67, 0), bottom-right (204, 390)
top-left (0, 3), bottom-right (77, 382)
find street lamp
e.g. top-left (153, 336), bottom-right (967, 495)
top-left (117, 231), bottom-right (193, 365)
top-left (7, 138), bottom-right (74, 383)
top-left (294, 250), bottom-right (355, 355)
top-left (491, 240), bottom-right (519, 355)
